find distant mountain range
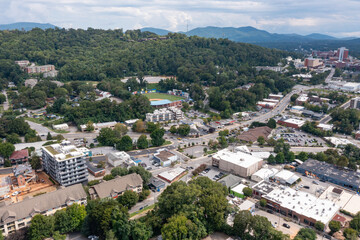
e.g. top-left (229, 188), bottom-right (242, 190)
top-left (141, 26), bottom-right (356, 43)
top-left (0, 22), bottom-right (58, 31)
top-left (141, 26), bottom-right (360, 57)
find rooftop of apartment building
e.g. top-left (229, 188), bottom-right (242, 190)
top-left (42, 144), bottom-right (86, 161)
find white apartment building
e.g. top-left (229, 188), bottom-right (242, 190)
top-left (41, 143), bottom-right (88, 186)
top-left (146, 107), bottom-right (184, 122)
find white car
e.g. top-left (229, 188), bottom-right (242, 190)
top-left (12, 191), bottom-right (19, 196)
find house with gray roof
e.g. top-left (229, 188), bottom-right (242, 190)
top-left (89, 173), bottom-right (143, 199)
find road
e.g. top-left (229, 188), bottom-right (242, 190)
top-left (319, 99), bottom-right (350, 124)
top-left (248, 146), bottom-right (333, 153)
top-left (324, 68), bottom-right (335, 84)
top-left (25, 120), bottom-right (56, 136)
top-left (2, 90), bottom-right (9, 111)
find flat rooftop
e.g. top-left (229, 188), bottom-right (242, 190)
top-left (42, 144), bottom-right (86, 161)
top-left (264, 187), bottom-right (340, 224)
top-left (213, 149), bottom-right (263, 168)
top-left (297, 159), bottom-right (360, 189)
top-left (158, 167), bottom-right (186, 182)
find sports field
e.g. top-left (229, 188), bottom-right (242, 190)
top-left (144, 92), bottom-right (184, 101)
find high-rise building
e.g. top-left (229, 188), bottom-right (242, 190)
top-left (337, 47), bottom-right (349, 61)
top-left (350, 97), bottom-right (360, 109)
top-left (41, 143), bottom-right (88, 186)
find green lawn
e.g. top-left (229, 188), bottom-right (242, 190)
top-left (130, 204), bottom-right (155, 218)
top-left (144, 92), bottom-right (183, 101)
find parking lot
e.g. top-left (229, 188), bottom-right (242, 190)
top-left (183, 145), bottom-right (206, 158)
top-left (274, 128), bottom-right (326, 147)
top-left (254, 209), bottom-right (301, 238)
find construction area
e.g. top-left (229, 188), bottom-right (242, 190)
top-left (0, 164), bottom-right (57, 203)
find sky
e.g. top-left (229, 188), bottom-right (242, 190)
top-left (1, 0), bottom-right (360, 37)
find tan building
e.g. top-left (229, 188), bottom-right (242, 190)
top-left (212, 149), bottom-right (263, 177)
top-left (0, 184), bottom-right (87, 236)
top-left (89, 173), bottom-right (143, 199)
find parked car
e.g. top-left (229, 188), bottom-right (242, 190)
top-left (312, 180), bottom-right (319, 185)
top-left (282, 223), bottom-right (290, 229)
top-left (267, 209), bottom-right (274, 214)
top-left (304, 186), bottom-right (310, 189)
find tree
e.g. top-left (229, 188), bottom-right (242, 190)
top-left (177, 124), bottom-right (190, 136)
top-left (97, 128), bottom-right (116, 146)
top-left (137, 134), bottom-right (148, 149)
top-left (329, 220), bottom-right (341, 233)
top-left (86, 121), bottom-right (95, 132)
top-left (3, 159), bottom-right (11, 167)
top-left (267, 154), bottom-right (276, 164)
top-left (218, 136), bottom-right (228, 148)
top-left (111, 167), bottom-right (129, 177)
top-left (257, 136), bottom-right (265, 145)
top-left (336, 156), bottom-right (349, 168)
top-left (103, 174), bottom-right (115, 181)
top-left (47, 132), bottom-right (52, 140)
top-left (242, 187), bottom-right (252, 197)
top-left (54, 210), bottom-right (71, 234)
top-left (6, 133), bottom-right (21, 144)
top-left (117, 190), bottom-right (139, 209)
top-left (28, 214), bottom-right (55, 240)
top-left (30, 156), bottom-right (42, 170)
top-left (0, 94), bottom-right (6, 104)
top-left (275, 152), bottom-right (285, 164)
top-left (117, 135), bottom-right (133, 151)
top-left (111, 205), bottom-right (131, 240)
top-left (151, 128), bottom-right (165, 147)
top-left (54, 88), bottom-right (68, 99)
top-left (267, 118), bottom-right (277, 129)
top-left (343, 228), bottom-right (358, 240)
top-left (0, 142), bottom-right (15, 159)
top-left (259, 199), bottom-right (267, 207)
top-left (298, 152), bottom-right (308, 161)
top-left (146, 122), bottom-right (159, 133)
top-left (139, 189), bottom-right (150, 201)
top-left (169, 125), bottom-right (177, 134)
top-left (161, 214), bottom-right (206, 240)
top-left (132, 120), bottom-right (146, 133)
top-left (114, 123), bottom-right (128, 138)
top-left (315, 221), bottom-right (325, 232)
top-left (129, 166), bottom-right (152, 184)
top-left (350, 213), bottom-right (360, 231)
top-left (233, 210), bottom-right (252, 239)
top-left (0, 230), bottom-right (3, 240)
top-left (294, 228), bottom-right (316, 240)
top-left (130, 221), bottom-right (153, 240)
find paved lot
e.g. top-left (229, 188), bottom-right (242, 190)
top-left (26, 120), bottom-right (56, 136)
top-left (274, 128), bottom-right (326, 147)
top-left (254, 209), bottom-right (301, 238)
top-left (183, 145), bottom-right (206, 158)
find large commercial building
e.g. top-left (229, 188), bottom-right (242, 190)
top-left (237, 126), bottom-right (272, 143)
top-left (41, 143), bottom-right (88, 186)
top-left (0, 184), bottom-right (87, 236)
top-left (263, 186), bottom-right (340, 225)
top-left (150, 99), bottom-right (182, 108)
top-left (106, 151), bottom-right (132, 167)
top-left (89, 173), bottom-right (143, 199)
top-left (146, 107), bottom-right (184, 122)
top-left (277, 118), bottom-right (305, 129)
top-left (297, 159), bottom-right (360, 192)
top-left (80, 121), bottom-right (117, 132)
top-left (212, 149), bottom-right (263, 177)
top-left (304, 58), bottom-right (322, 68)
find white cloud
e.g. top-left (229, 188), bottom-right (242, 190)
top-left (0, 0), bottom-right (359, 36)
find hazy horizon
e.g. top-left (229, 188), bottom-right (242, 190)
top-left (1, 0), bottom-right (360, 38)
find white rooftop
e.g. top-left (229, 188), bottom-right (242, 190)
top-left (238, 200), bottom-right (255, 211)
top-left (319, 186), bottom-right (353, 209)
top-left (158, 167), bottom-right (186, 182)
top-left (231, 183), bottom-right (248, 194)
top-left (324, 137), bottom-right (354, 147)
top-left (343, 194), bottom-right (360, 216)
top-left (213, 149), bottom-right (263, 168)
top-left (274, 170), bottom-right (295, 181)
top-left (252, 168), bottom-right (279, 181)
top-left (264, 187), bottom-right (340, 224)
top-left (283, 118), bottom-right (305, 126)
top-left (251, 152), bottom-right (271, 159)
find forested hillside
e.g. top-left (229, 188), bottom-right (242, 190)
top-left (0, 28), bottom-right (289, 82)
